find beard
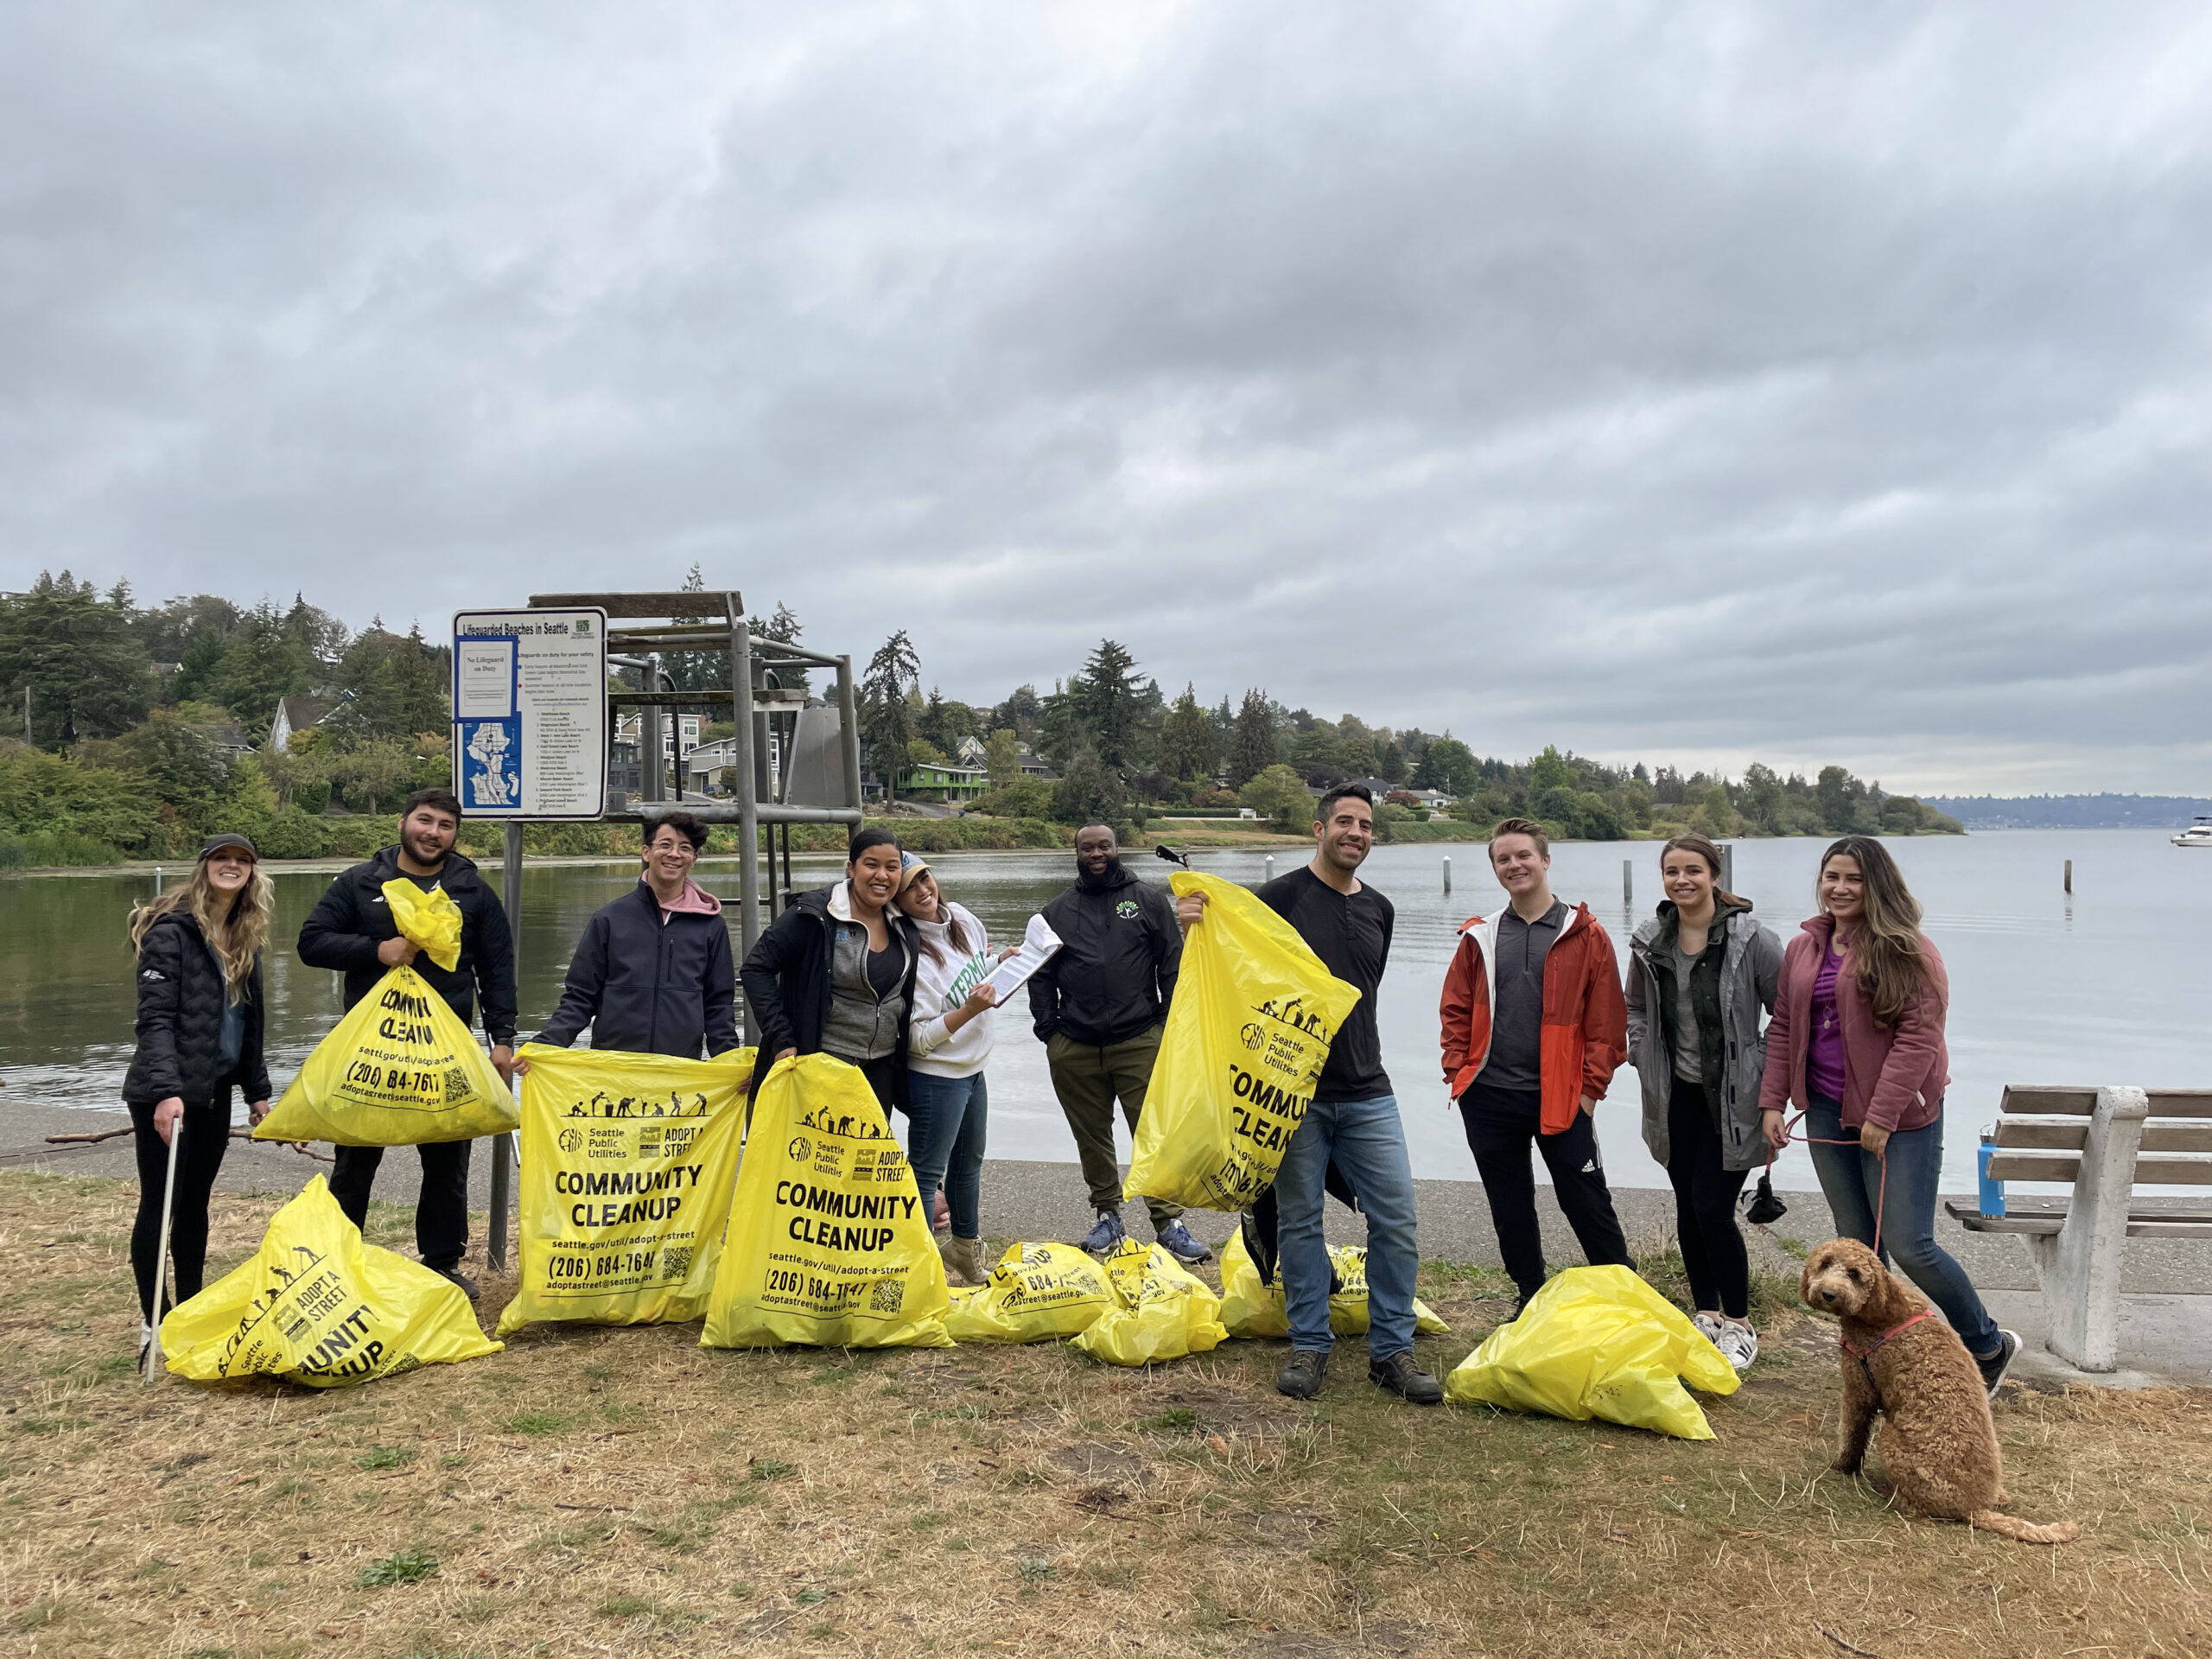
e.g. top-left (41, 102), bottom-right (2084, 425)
top-left (1076, 855), bottom-right (1122, 891)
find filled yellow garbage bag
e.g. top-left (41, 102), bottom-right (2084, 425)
top-left (1125, 873), bottom-right (1363, 1212)
top-left (1442, 1265), bottom-right (1738, 1440)
top-left (700, 1053), bottom-right (950, 1350)
top-left (1217, 1225), bottom-right (1449, 1340)
top-left (257, 882), bottom-right (517, 1147)
top-left (493, 1044), bottom-right (754, 1338)
top-left (945, 1242), bottom-right (1119, 1344)
top-left (1071, 1238), bottom-right (1229, 1367)
top-left (161, 1176), bottom-right (500, 1386)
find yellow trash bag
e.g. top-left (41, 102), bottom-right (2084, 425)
top-left (161, 1176), bottom-right (499, 1386)
top-left (1124, 872), bottom-right (1363, 1212)
top-left (257, 881), bottom-right (517, 1147)
top-left (945, 1242), bottom-right (1118, 1344)
top-left (1071, 1238), bottom-right (1229, 1367)
top-left (700, 1053), bottom-right (950, 1350)
top-left (493, 1044), bottom-right (755, 1338)
top-left (1216, 1225), bottom-right (1449, 1340)
top-left (1442, 1265), bottom-right (1738, 1440)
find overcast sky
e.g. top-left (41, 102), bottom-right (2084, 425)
top-left (3, 3), bottom-right (2207, 792)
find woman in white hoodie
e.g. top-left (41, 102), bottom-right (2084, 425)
top-left (899, 855), bottom-right (1009, 1287)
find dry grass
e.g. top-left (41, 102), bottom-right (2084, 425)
top-left (2, 1169), bottom-right (2209, 1659)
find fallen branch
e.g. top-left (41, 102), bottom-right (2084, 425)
top-left (44, 1127), bottom-right (134, 1147)
top-left (1815, 1624), bottom-right (1882, 1658)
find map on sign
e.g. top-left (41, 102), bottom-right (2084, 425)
top-left (451, 609), bottom-right (607, 820)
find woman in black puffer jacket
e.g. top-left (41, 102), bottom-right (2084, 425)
top-left (123, 834), bottom-right (275, 1360)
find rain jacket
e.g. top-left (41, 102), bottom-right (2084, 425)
top-left (296, 845), bottom-right (518, 1043)
top-left (739, 881), bottom-right (919, 1102)
top-left (1440, 900), bottom-right (1627, 1135)
top-left (537, 879), bottom-right (738, 1059)
top-left (1624, 899), bottom-right (1783, 1172)
top-left (1027, 863), bottom-right (1181, 1047)
top-left (122, 910), bottom-right (271, 1109)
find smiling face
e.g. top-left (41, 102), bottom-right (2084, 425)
top-left (1075, 824), bottom-right (1118, 877)
top-left (400, 804), bottom-right (458, 867)
top-left (1490, 832), bottom-right (1548, 897)
top-left (1315, 796), bottom-right (1374, 874)
top-left (901, 868), bottom-right (941, 919)
top-left (1819, 853), bottom-right (1866, 926)
top-left (1662, 848), bottom-right (1715, 912)
top-left (849, 842), bottom-right (903, 912)
top-left (644, 824), bottom-right (699, 887)
top-left (202, 847), bottom-right (256, 895)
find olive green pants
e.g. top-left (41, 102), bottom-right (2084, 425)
top-left (1046, 1024), bottom-right (1182, 1230)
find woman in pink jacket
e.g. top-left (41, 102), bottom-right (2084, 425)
top-left (1758, 836), bottom-right (2019, 1395)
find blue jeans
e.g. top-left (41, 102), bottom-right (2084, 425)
top-left (1274, 1096), bottom-right (1420, 1360)
top-left (906, 1070), bottom-right (988, 1240)
top-left (1805, 1094), bottom-right (2000, 1357)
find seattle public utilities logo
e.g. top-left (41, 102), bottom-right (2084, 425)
top-left (788, 1136), bottom-right (810, 1162)
top-left (557, 1127), bottom-right (584, 1153)
top-left (1240, 1023), bottom-right (1266, 1052)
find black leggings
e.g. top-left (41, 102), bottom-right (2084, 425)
top-left (1664, 1077), bottom-right (1751, 1320)
top-left (130, 1097), bottom-right (232, 1324)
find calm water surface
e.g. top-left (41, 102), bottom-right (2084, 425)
top-left (4, 830), bottom-right (2205, 1192)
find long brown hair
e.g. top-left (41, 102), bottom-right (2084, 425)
top-left (129, 859), bottom-right (273, 1002)
top-left (1816, 836), bottom-right (1926, 1027)
top-left (1657, 831), bottom-right (1744, 909)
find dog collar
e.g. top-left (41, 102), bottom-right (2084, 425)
top-left (1840, 1308), bottom-right (1934, 1363)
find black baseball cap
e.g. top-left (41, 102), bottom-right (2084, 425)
top-left (198, 833), bottom-right (259, 862)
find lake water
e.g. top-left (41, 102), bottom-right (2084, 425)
top-left (4, 830), bottom-right (2206, 1192)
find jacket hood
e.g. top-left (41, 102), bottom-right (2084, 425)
top-left (1074, 860), bottom-right (1138, 893)
top-left (643, 874), bottom-right (721, 917)
top-left (1632, 893), bottom-right (1756, 951)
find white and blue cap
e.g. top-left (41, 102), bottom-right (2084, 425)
top-left (897, 851), bottom-right (932, 893)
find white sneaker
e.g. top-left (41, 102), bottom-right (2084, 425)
top-left (1692, 1312), bottom-right (1726, 1347)
top-left (1713, 1319), bottom-right (1759, 1374)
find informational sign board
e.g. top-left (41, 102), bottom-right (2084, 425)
top-left (451, 608), bottom-right (608, 820)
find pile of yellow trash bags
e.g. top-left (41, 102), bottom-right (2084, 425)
top-left (255, 881), bottom-right (518, 1148)
top-left (1217, 1225), bottom-right (1452, 1342)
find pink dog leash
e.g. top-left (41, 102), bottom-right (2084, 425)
top-left (1760, 1109), bottom-right (1892, 1258)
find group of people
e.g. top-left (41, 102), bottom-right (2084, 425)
top-left (123, 784), bottom-right (2020, 1408)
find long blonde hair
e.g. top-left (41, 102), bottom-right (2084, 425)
top-left (130, 859), bottom-right (273, 1002)
top-left (1816, 836), bottom-right (1926, 1028)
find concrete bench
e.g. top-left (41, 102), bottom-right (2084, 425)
top-left (1944, 1085), bottom-right (2212, 1371)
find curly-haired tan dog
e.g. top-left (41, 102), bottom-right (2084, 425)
top-left (1800, 1237), bottom-right (2076, 1544)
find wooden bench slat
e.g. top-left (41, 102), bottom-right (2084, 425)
top-left (1943, 1198), bottom-right (2212, 1239)
top-left (1993, 1118), bottom-right (2212, 1153)
top-left (2146, 1090), bottom-right (2212, 1118)
top-left (1996, 1086), bottom-right (2212, 1117)
top-left (2126, 1219), bottom-right (2212, 1237)
top-left (1986, 1150), bottom-right (2212, 1184)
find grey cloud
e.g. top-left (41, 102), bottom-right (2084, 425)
top-left (2, 1), bottom-right (2207, 790)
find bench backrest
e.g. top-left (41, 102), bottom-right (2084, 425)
top-left (1986, 1085), bottom-right (2212, 1185)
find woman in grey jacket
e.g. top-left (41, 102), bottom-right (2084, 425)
top-left (1624, 831), bottom-right (1782, 1373)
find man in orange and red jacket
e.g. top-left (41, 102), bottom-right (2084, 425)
top-left (1439, 817), bottom-right (1634, 1313)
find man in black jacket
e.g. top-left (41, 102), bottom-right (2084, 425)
top-left (531, 811), bottom-right (737, 1059)
top-left (297, 788), bottom-right (517, 1298)
top-left (1027, 823), bottom-right (1208, 1263)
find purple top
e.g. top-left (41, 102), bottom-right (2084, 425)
top-left (1807, 945), bottom-right (1848, 1102)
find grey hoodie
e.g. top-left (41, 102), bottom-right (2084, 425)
top-left (1625, 902), bottom-right (1783, 1173)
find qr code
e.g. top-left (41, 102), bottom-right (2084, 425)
top-left (662, 1246), bottom-right (694, 1280)
top-left (442, 1066), bottom-right (472, 1098)
top-left (870, 1279), bottom-right (905, 1314)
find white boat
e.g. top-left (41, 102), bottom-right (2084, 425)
top-left (2173, 817), bottom-right (2212, 848)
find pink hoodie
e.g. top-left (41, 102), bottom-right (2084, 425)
top-left (644, 875), bottom-right (721, 918)
top-left (1758, 912), bottom-right (1948, 1133)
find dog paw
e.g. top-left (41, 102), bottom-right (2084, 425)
top-left (1830, 1459), bottom-right (1862, 1475)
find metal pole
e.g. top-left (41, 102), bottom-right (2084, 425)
top-left (1442, 855), bottom-right (1452, 894)
top-left (1623, 858), bottom-right (1632, 906)
top-left (642, 654), bottom-right (665, 804)
top-left (732, 606), bottom-right (760, 962)
top-left (143, 1116), bottom-right (183, 1383)
top-left (1265, 855), bottom-right (1274, 883)
top-left (835, 654), bottom-right (863, 819)
top-left (488, 820), bottom-right (522, 1273)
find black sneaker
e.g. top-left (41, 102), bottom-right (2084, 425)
top-left (1276, 1351), bottom-right (1328, 1400)
top-left (1368, 1351), bottom-right (1443, 1406)
top-left (1977, 1329), bottom-right (2022, 1397)
top-left (435, 1267), bottom-right (481, 1302)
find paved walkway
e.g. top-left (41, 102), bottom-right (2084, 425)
top-left (11, 1101), bottom-right (2204, 1388)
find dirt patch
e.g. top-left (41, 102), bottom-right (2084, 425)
top-left (1045, 1440), bottom-right (1150, 1484)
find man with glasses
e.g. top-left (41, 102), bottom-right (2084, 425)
top-left (533, 810), bottom-right (738, 1060)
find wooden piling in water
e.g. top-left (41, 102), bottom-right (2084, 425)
top-left (2065, 858), bottom-right (2073, 894)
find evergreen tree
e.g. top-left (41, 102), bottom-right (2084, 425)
top-left (1051, 747), bottom-right (1125, 827)
top-left (861, 629), bottom-right (921, 804)
top-left (1076, 639), bottom-right (1145, 772)
top-left (1158, 683), bottom-right (1217, 782)
top-left (1226, 688), bottom-right (1277, 786)
top-left (1038, 677), bottom-right (1091, 768)
top-left (0, 572), bottom-right (156, 747)
top-left (985, 728), bottom-right (1022, 788)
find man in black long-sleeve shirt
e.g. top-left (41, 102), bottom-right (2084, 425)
top-left (296, 788), bottom-right (517, 1299)
top-left (1178, 784), bottom-right (1441, 1406)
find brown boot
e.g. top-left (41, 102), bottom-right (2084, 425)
top-left (941, 1234), bottom-right (985, 1287)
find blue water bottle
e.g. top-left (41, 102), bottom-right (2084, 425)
top-left (1977, 1130), bottom-right (2004, 1217)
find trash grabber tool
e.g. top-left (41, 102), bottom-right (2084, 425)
top-left (143, 1111), bottom-right (183, 1385)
